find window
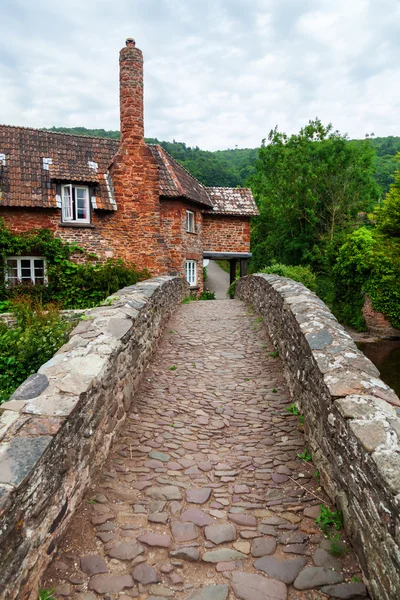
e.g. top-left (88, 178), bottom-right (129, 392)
top-left (5, 257), bottom-right (47, 286)
top-left (186, 210), bottom-right (195, 233)
top-left (186, 260), bottom-right (197, 286)
top-left (61, 184), bottom-right (90, 223)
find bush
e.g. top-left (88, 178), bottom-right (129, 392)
top-left (260, 263), bottom-right (317, 291)
top-left (332, 227), bottom-right (400, 330)
top-left (199, 290), bottom-right (215, 300)
top-left (0, 297), bottom-right (70, 404)
top-left (227, 280), bottom-right (236, 299)
top-left (0, 222), bottom-right (149, 310)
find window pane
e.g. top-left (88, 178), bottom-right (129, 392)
top-left (34, 259), bottom-right (44, 281)
top-left (76, 188), bottom-right (88, 219)
top-left (6, 259), bottom-right (18, 280)
top-left (62, 185), bottom-right (73, 220)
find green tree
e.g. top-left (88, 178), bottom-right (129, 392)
top-left (376, 153), bottom-right (400, 236)
top-left (250, 119), bottom-right (380, 270)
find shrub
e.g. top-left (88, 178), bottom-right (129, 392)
top-left (227, 280), bottom-right (236, 299)
top-left (260, 263), bottom-right (317, 291)
top-left (0, 297), bottom-right (70, 404)
top-left (332, 227), bottom-right (400, 330)
top-left (0, 222), bottom-right (149, 309)
top-left (199, 290), bottom-right (215, 300)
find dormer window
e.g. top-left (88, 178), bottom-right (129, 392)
top-left (61, 184), bottom-right (90, 223)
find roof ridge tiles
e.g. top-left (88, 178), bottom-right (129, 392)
top-left (0, 124), bottom-right (120, 143)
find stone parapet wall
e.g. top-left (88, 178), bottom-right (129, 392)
top-left (236, 274), bottom-right (400, 600)
top-left (0, 276), bottom-right (188, 600)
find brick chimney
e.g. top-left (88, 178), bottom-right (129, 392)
top-left (119, 38), bottom-right (144, 145)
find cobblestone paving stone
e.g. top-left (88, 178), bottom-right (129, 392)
top-left (43, 300), bottom-right (368, 600)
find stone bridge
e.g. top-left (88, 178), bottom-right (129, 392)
top-left (0, 275), bottom-right (399, 600)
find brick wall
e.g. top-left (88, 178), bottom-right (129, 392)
top-left (202, 214), bottom-right (251, 253)
top-left (160, 199), bottom-right (203, 289)
top-left (362, 295), bottom-right (400, 338)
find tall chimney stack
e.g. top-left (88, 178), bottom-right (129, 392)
top-left (119, 38), bottom-right (144, 145)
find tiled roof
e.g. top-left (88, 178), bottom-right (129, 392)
top-left (206, 187), bottom-right (259, 216)
top-left (148, 145), bottom-right (213, 208)
top-left (0, 127), bottom-right (258, 217)
top-left (0, 125), bottom-right (118, 210)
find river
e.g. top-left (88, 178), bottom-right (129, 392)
top-left (357, 339), bottom-right (400, 397)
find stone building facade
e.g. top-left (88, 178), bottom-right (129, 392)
top-left (0, 39), bottom-right (258, 290)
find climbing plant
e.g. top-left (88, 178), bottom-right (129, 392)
top-left (0, 221), bottom-right (149, 310)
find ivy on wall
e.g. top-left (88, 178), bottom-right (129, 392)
top-left (0, 221), bottom-right (149, 310)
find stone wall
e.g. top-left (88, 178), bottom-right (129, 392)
top-left (236, 274), bottom-right (400, 600)
top-left (202, 214), bottom-right (251, 253)
top-left (0, 276), bottom-right (188, 600)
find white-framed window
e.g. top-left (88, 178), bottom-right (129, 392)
top-left (186, 260), bottom-right (197, 286)
top-left (5, 257), bottom-right (47, 286)
top-left (186, 210), bottom-right (195, 233)
top-left (61, 184), bottom-right (90, 223)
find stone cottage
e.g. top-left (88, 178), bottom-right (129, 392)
top-left (0, 38), bottom-right (258, 290)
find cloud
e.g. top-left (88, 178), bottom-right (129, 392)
top-left (1, 0), bottom-right (399, 150)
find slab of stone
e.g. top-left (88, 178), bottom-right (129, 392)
top-left (132, 562), bottom-right (159, 585)
top-left (303, 505), bottom-right (321, 519)
top-left (313, 548), bottom-right (343, 571)
top-left (180, 508), bottom-right (215, 527)
top-left (148, 512), bottom-right (168, 524)
top-left (204, 523), bottom-right (237, 545)
top-left (283, 544), bottom-right (309, 555)
top-left (106, 318), bottom-right (132, 339)
top-left (231, 571), bottom-right (288, 600)
top-left (202, 548), bottom-right (246, 563)
top-left (1, 400), bottom-right (27, 412)
top-left (185, 584), bottom-right (229, 600)
top-left (80, 555), bottom-right (108, 575)
top-left (233, 541), bottom-right (251, 554)
top-left (293, 567), bottom-right (344, 590)
top-left (170, 547), bottom-right (200, 561)
top-left (145, 486), bottom-right (182, 500)
top-left (186, 488), bottom-right (211, 504)
top-left (149, 450), bottom-right (171, 462)
top-left (88, 574), bottom-right (134, 594)
top-left (171, 522), bottom-right (199, 543)
top-left (0, 436), bottom-right (52, 486)
top-left (306, 330), bottom-right (333, 350)
top-left (149, 584), bottom-right (175, 597)
top-left (320, 582), bottom-right (368, 598)
top-left (254, 555), bottom-right (307, 584)
top-left (251, 537), bottom-right (277, 557)
top-left (10, 373), bottom-right (49, 401)
top-left (228, 513), bottom-right (257, 527)
top-left (107, 542), bottom-right (144, 560)
top-left (138, 533), bottom-right (171, 548)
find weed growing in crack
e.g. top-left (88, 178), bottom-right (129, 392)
top-left (297, 448), bottom-right (312, 462)
top-left (316, 504), bottom-right (343, 533)
top-left (38, 590), bottom-right (56, 600)
top-left (286, 403), bottom-right (299, 415)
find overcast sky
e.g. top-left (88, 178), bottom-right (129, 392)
top-left (1, 0), bottom-right (399, 150)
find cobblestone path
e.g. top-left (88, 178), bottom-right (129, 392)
top-left (43, 300), bottom-right (367, 600)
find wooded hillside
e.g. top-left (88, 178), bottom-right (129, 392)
top-left (45, 126), bottom-right (400, 195)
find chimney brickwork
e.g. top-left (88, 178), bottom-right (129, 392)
top-left (106, 39), bottom-right (168, 275)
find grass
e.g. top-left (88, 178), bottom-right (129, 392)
top-left (316, 504), bottom-right (343, 533)
top-left (268, 350), bottom-right (279, 358)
